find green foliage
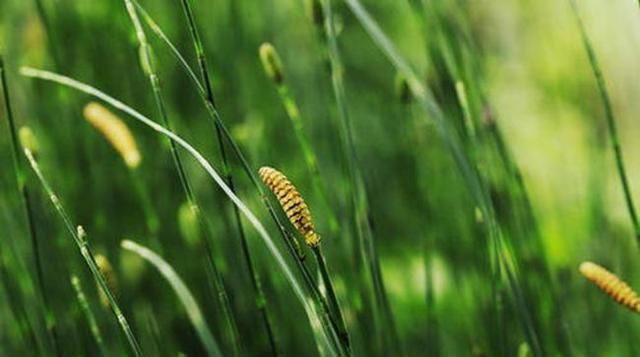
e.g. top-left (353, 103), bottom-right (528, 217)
top-left (2, 0), bottom-right (640, 356)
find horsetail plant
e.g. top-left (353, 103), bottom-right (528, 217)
top-left (1, 56), bottom-right (60, 356)
top-left (569, 0), bottom-right (640, 245)
top-left (130, 4), bottom-right (347, 354)
top-left (23, 146), bottom-right (143, 357)
top-left (121, 239), bottom-right (223, 357)
top-left (70, 275), bottom-right (108, 356)
top-left (579, 261), bottom-right (640, 313)
top-left (259, 166), bottom-right (351, 352)
top-left (121, 2), bottom-right (242, 354)
top-left (83, 102), bottom-right (141, 169)
top-left (341, 0), bottom-right (543, 354)
top-left (259, 43), bottom-right (339, 235)
top-left (314, 0), bottom-right (401, 352)
top-left (20, 66), bottom-right (342, 356)
top-left (82, 101), bottom-right (159, 235)
top-left (176, 1), bottom-right (280, 354)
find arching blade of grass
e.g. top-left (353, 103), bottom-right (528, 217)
top-left (569, 0), bottom-right (640, 245)
top-left (20, 66), bottom-right (341, 357)
top-left (128, 4), bottom-right (346, 354)
top-left (120, 2), bottom-right (242, 354)
top-left (340, 0), bottom-right (543, 355)
top-left (121, 239), bottom-right (222, 357)
top-left (22, 148), bottom-right (144, 357)
top-left (176, 1), bottom-right (280, 354)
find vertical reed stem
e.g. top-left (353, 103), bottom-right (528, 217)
top-left (569, 0), bottom-right (640, 244)
top-left (317, 0), bottom-right (401, 352)
top-left (312, 247), bottom-right (351, 353)
top-left (122, 2), bottom-right (242, 354)
top-left (178, 1), bottom-right (280, 354)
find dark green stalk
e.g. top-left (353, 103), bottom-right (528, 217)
top-left (177, 1), bottom-right (279, 355)
top-left (130, 4), bottom-right (347, 354)
top-left (129, 169), bottom-right (160, 235)
top-left (23, 149), bottom-right (143, 357)
top-left (569, 0), bottom-right (640, 244)
top-left (121, 3), bottom-right (242, 355)
top-left (312, 247), bottom-right (351, 353)
top-left (317, 0), bottom-right (401, 352)
top-left (0, 56), bottom-right (60, 356)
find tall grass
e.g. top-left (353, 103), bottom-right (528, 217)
top-left (20, 66), bottom-right (343, 356)
top-left (127, 4), bottom-right (350, 354)
top-left (316, 1), bottom-right (401, 353)
top-left (22, 147), bottom-right (143, 357)
top-left (1, 55), bottom-right (59, 356)
top-left (176, 1), bottom-right (280, 354)
top-left (569, 0), bottom-right (640, 245)
top-left (121, 2), bottom-right (242, 354)
top-left (341, 0), bottom-right (542, 354)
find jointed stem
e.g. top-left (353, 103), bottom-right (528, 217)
top-left (313, 247), bottom-right (351, 353)
top-left (317, 0), bottom-right (400, 352)
top-left (570, 0), bottom-right (640, 244)
top-left (24, 149), bottom-right (143, 357)
top-left (122, 2), bottom-right (242, 355)
top-left (178, 0), bottom-right (280, 354)
top-left (132, 2), bottom-right (347, 354)
top-left (272, 79), bottom-right (339, 235)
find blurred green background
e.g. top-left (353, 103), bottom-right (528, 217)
top-left (2, 0), bottom-right (640, 356)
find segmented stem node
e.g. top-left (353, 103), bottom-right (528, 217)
top-left (83, 101), bottom-right (142, 169)
top-left (579, 261), bottom-right (640, 312)
top-left (259, 43), bottom-right (284, 85)
top-left (259, 166), bottom-right (320, 247)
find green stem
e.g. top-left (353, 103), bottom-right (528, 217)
top-left (24, 149), bottom-right (143, 357)
top-left (312, 247), bottom-right (351, 354)
top-left (177, 1), bottom-right (280, 354)
top-left (274, 82), bottom-right (339, 234)
top-left (71, 275), bottom-right (108, 356)
top-left (1, 56), bottom-right (60, 356)
top-left (317, 0), bottom-right (401, 352)
top-left (20, 66), bottom-right (342, 356)
top-left (122, 2), bottom-right (242, 355)
top-left (130, 3), bottom-right (345, 354)
top-left (129, 168), bottom-right (160, 235)
top-left (570, 0), bottom-right (640, 244)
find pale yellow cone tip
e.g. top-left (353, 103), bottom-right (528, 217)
top-left (259, 43), bottom-right (284, 85)
top-left (579, 261), bottom-right (597, 276)
top-left (83, 102), bottom-right (142, 169)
